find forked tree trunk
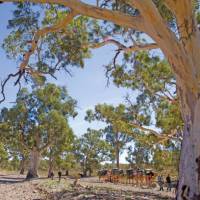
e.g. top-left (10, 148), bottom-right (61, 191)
top-left (26, 147), bottom-right (40, 179)
top-left (176, 81), bottom-right (200, 200)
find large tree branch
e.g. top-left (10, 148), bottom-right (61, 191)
top-left (18, 126), bottom-right (31, 151)
top-left (164, 0), bottom-right (194, 42)
top-left (0, 1), bottom-right (187, 70)
top-left (129, 121), bottom-right (182, 147)
top-left (2, 0), bottom-right (146, 32)
top-left (127, 0), bottom-right (179, 54)
top-left (127, 0), bottom-right (199, 91)
top-left (39, 140), bottom-right (52, 152)
top-left (129, 121), bottom-right (169, 139)
top-left (91, 39), bottom-right (158, 52)
top-left (39, 129), bottom-right (53, 152)
top-left (1, 0), bottom-right (199, 91)
top-left (152, 130), bottom-right (182, 148)
top-left (0, 9), bottom-right (77, 103)
top-left (19, 10), bottom-right (77, 71)
top-left (19, 136), bottom-right (30, 151)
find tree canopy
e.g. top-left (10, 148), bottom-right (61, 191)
top-left (0, 83), bottom-right (77, 177)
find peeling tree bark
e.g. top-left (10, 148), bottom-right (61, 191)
top-left (26, 146), bottom-right (40, 179)
top-left (175, 78), bottom-right (200, 199)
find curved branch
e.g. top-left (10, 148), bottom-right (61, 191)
top-left (126, 0), bottom-right (197, 90)
top-left (19, 134), bottom-right (30, 151)
top-left (91, 39), bottom-right (158, 52)
top-left (19, 123), bottom-right (31, 151)
top-left (2, 0), bottom-right (146, 32)
top-left (151, 130), bottom-right (182, 149)
top-left (39, 141), bottom-right (52, 152)
top-left (129, 122), bottom-right (166, 138)
top-left (19, 10), bottom-right (77, 71)
top-left (1, 0), bottom-right (198, 91)
top-left (164, 0), bottom-right (194, 42)
top-left (128, 119), bottom-right (182, 143)
top-left (0, 10), bottom-right (77, 103)
top-left (127, 0), bottom-right (179, 49)
top-left (0, 70), bottom-right (21, 103)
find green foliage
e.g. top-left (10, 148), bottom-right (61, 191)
top-left (0, 84), bottom-right (77, 164)
top-left (104, 126), bottom-right (132, 154)
top-left (86, 103), bottom-right (134, 166)
top-left (86, 104), bottom-right (133, 134)
top-left (41, 13), bottom-right (91, 69)
top-left (152, 145), bottom-right (180, 172)
top-left (156, 100), bottom-right (183, 133)
top-left (0, 143), bottom-right (9, 167)
top-left (107, 51), bottom-right (183, 135)
top-left (0, 1), bottom-right (187, 173)
top-left (2, 3), bottom-right (93, 85)
top-left (3, 2), bottom-right (39, 59)
top-left (74, 129), bottom-right (112, 175)
top-left (43, 126), bottom-right (75, 171)
top-left (126, 142), bottom-right (150, 168)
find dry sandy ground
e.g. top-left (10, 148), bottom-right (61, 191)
top-left (0, 174), bottom-right (47, 200)
top-left (0, 174), bottom-right (175, 200)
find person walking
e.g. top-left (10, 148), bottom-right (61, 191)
top-left (158, 175), bottom-right (164, 191)
top-left (166, 174), bottom-right (172, 191)
top-left (58, 171), bottom-right (62, 182)
top-left (50, 171), bottom-right (54, 180)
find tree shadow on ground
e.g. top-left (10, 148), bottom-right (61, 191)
top-left (0, 175), bottom-right (48, 184)
top-left (46, 186), bottom-right (174, 200)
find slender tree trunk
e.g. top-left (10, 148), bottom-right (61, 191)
top-left (48, 149), bottom-right (53, 178)
top-left (176, 81), bottom-right (200, 200)
top-left (115, 145), bottom-right (120, 169)
top-left (48, 160), bottom-right (53, 178)
top-left (83, 158), bottom-right (87, 177)
top-left (19, 155), bottom-right (26, 175)
top-left (26, 147), bottom-right (40, 179)
top-left (115, 133), bottom-right (120, 169)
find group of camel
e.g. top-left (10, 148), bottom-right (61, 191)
top-left (98, 168), bottom-right (156, 187)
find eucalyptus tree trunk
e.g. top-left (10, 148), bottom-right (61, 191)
top-left (141, 5), bottom-right (200, 197)
top-left (115, 144), bottom-right (120, 169)
top-left (176, 81), bottom-right (200, 200)
top-left (26, 146), bottom-right (40, 179)
top-left (19, 155), bottom-right (26, 175)
top-left (161, 22), bottom-right (200, 199)
top-left (48, 160), bottom-right (53, 178)
top-left (115, 132), bottom-right (120, 169)
top-left (48, 149), bottom-right (53, 178)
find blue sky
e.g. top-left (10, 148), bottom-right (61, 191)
top-left (0, 3), bottom-right (134, 164)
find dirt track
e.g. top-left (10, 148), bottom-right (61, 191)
top-left (0, 174), bottom-right (175, 200)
